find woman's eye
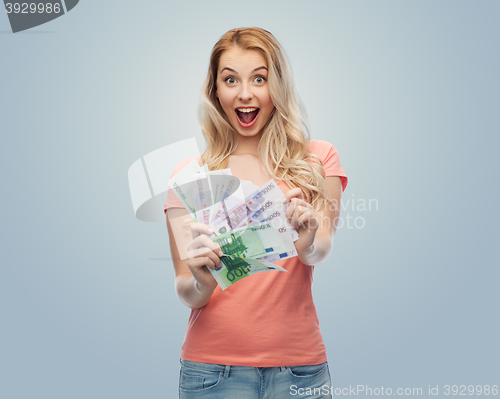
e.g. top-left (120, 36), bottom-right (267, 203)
top-left (225, 77), bottom-right (236, 84)
top-left (255, 76), bottom-right (266, 84)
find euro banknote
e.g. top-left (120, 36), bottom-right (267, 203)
top-left (243, 190), bottom-right (298, 241)
top-left (168, 162), bottom-right (300, 289)
top-left (210, 181), bottom-right (249, 226)
top-left (211, 255), bottom-right (287, 290)
top-left (168, 164), bottom-right (237, 223)
top-left (211, 221), bottom-right (286, 260)
top-left (249, 203), bottom-right (298, 262)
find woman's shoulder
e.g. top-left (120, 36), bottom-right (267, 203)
top-left (307, 139), bottom-right (339, 159)
top-left (306, 139), bottom-right (348, 190)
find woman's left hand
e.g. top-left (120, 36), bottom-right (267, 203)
top-left (284, 188), bottom-right (320, 258)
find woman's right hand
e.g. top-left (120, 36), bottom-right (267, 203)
top-left (186, 223), bottom-right (223, 293)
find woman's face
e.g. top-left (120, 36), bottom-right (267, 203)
top-left (215, 46), bottom-right (274, 140)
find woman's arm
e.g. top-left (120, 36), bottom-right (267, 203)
top-left (166, 208), bottom-right (219, 309)
top-left (286, 176), bottom-right (343, 266)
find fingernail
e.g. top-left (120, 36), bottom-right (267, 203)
top-left (219, 251), bottom-right (224, 257)
top-left (208, 228), bottom-right (214, 234)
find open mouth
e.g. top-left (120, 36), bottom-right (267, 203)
top-left (235, 107), bottom-right (260, 127)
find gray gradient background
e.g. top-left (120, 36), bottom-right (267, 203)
top-left (1, 1), bottom-right (498, 398)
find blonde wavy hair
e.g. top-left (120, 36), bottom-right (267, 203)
top-left (199, 27), bottom-right (330, 211)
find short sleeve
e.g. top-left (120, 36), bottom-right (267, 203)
top-left (164, 157), bottom-right (199, 214)
top-left (308, 140), bottom-right (348, 192)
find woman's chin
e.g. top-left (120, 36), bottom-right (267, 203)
top-left (231, 122), bottom-right (262, 138)
top-left (234, 128), bottom-right (262, 139)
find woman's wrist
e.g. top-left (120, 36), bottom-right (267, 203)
top-left (298, 243), bottom-right (316, 264)
top-left (195, 278), bottom-right (217, 295)
top-left (176, 274), bottom-right (216, 309)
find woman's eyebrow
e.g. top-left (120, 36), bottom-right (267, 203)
top-left (220, 66), bottom-right (268, 74)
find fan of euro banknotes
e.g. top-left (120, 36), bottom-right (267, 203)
top-left (168, 160), bottom-right (299, 290)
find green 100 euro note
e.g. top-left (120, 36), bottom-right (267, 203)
top-left (211, 221), bottom-right (285, 260)
top-left (210, 256), bottom-right (287, 290)
top-left (208, 221), bottom-right (287, 290)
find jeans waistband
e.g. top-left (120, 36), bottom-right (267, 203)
top-left (180, 358), bottom-right (289, 375)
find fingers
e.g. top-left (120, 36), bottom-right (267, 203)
top-left (283, 187), bottom-right (304, 203)
top-left (193, 234), bottom-right (223, 255)
top-left (190, 222), bottom-right (214, 239)
top-left (190, 246), bottom-right (223, 269)
top-left (286, 198), bottom-right (315, 229)
top-left (297, 211), bottom-right (316, 230)
top-left (285, 197), bottom-right (297, 220)
top-left (290, 204), bottom-right (304, 230)
top-left (188, 254), bottom-right (217, 270)
top-left (285, 199), bottom-right (304, 223)
top-left (187, 227), bottom-right (223, 270)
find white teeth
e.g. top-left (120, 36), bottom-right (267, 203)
top-left (237, 108), bottom-right (257, 113)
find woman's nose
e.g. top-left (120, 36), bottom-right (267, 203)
top-left (238, 84), bottom-right (253, 102)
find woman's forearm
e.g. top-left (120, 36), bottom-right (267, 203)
top-left (297, 231), bottom-right (333, 266)
top-left (175, 273), bottom-right (216, 310)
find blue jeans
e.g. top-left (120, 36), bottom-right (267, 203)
top-left (178, 358), bottom-right (333, 398)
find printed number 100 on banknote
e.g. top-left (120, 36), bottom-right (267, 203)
top-left (214, 256), bottom-right (286, 289)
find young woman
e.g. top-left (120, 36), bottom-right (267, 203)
top-left (165, 27), bottom-right (348, 399)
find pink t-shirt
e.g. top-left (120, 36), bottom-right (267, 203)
top-left (165, 139), bottom-right (348, 367)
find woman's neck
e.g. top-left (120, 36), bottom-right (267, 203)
top-left (231, 133), bottom-right (262, 156)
